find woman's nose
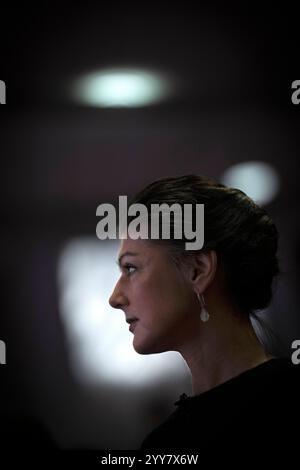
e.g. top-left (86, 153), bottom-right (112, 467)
top-left (109, 284), bottom-right (128, 310)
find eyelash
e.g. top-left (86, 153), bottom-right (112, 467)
top-left (121, 263), bottom-right (137, 275)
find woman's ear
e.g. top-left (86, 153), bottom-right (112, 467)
top-left (189, 250), bottom-right (218, 292)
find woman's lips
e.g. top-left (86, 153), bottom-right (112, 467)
top-left (129, 320), bottom-right (138, 332)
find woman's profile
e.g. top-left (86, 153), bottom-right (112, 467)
top-left (109, 175), bottom-right (299, 459)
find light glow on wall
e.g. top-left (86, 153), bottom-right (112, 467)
top-left (221, 161), bottom-right (280, 205)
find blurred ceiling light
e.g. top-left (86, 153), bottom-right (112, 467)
top-left (71, 68), bottom-right (173, 107)
top-left (221, 161), bottom-right (280, 205)
top-left (57, 238), bottom-right (187, 385)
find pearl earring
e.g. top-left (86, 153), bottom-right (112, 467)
top-left (197, 292), bottom-right (210, 322)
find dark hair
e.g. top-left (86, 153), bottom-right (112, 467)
top-left (129, 174), bottom-right (280, 317)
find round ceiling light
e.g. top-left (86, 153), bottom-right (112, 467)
top-left (221, 161), bottom-right (280, 205)
top-left (71, 68), bottom-right (173, 107)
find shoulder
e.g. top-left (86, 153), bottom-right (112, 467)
top-left (250, 357), bottom-right (300, 396)
top-left (139, 358), bottom-right (300, 452)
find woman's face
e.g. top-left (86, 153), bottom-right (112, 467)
top-left (109, 238), bottom-right (198, 354)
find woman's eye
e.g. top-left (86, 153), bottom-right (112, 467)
top-left (123, 264), bottom-right (137, 275)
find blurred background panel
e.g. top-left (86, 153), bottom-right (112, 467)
top-left (0, 3), bottom-right (299, 449)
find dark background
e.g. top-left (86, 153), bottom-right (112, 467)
top-left (0, 3), bottom-right (299, 450)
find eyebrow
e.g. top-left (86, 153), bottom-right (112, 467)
top-left (117, 251), bottom-right (139, 266)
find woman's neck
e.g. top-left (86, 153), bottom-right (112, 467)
top-left (179, 314), bottom-right (272, 396)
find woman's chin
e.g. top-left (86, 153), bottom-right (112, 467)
top-left (133, 339), bottom-right (155, 355)
top-left (132, 335), bottom-right (168, 355)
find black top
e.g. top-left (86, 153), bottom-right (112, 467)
top-left (140, 358), bottom-right (300, 462)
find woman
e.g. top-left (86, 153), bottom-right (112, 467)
top-left (109, 175), bottom-right (299, 458)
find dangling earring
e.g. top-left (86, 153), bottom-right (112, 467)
top-left (197, 292), bottom-right (210, 322)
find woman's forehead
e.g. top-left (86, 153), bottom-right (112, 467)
top-left (118, 238), bottom-right (166, 260)
top-left (119, 238), bottom-right (150, 255)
